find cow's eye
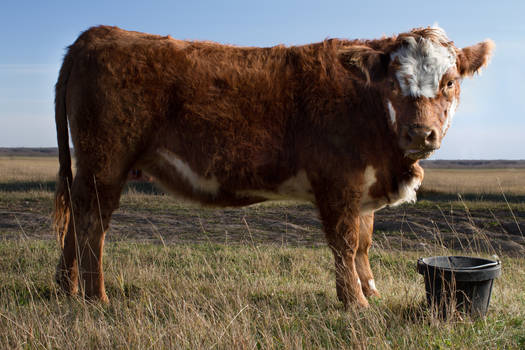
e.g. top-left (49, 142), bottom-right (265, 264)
top-left (446, 80), bottom-right (455, 88)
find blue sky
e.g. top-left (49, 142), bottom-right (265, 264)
top-left (1, 0), bottom-right (524, 159)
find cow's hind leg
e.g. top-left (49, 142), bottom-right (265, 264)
top-left (56, 214), bottom-right (79, 296)
top-left (56, 170), bottom-right (124, 302)
top-left (355, 213), bottom-right (380, 298)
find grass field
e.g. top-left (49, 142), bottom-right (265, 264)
top-left (0, 156), bottom-right (524, 349)
top-left (1, 241), bottom-right (523, 349)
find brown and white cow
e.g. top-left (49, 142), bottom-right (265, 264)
top-left (53, 25), bottom-right (493, 306)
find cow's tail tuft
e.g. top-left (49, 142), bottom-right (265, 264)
top-left (53, 52), bottom-right (74, 248)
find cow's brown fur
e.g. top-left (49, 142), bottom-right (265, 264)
top-left (54, 26), bottom-right (493, 306)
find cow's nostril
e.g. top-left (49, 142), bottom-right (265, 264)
top-left (407, 128), bottom-right (429, 144)
top-left (405, 127), bottom-right (439, 149)
top-left (427, 129), bottom-right (437, 143)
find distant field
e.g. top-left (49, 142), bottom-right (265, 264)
top-left (420, 159), bottom-right (525, 169)
top-left (422, 168), bottom-right (525, 195)
top-left (0, 156), bottom-right (60, 182)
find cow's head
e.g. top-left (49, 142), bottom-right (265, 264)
top-left (339, 27), bottom-right (494, 160)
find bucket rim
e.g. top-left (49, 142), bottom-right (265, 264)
top-left (418, 255), bottom-right (500, 268)
top-left (417, 255), bottom-right (502, 281)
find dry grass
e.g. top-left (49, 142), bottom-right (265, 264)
top-left (422, 168), bottom-right (525, 195)
top-left (0, 240), bottom-right (523, 349)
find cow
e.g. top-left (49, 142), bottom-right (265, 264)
top-left (53, 25), bottom-right (493, 307)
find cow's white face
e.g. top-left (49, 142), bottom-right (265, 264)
top-left (387, 28), bottom-right (462, 160)
top-left (339, 26), bottom-right (493, 161)
top-left (391, 32), bottom-right (456, 99)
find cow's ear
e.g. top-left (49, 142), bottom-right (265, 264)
top-left (457, 40), bottom-right (494, 77)
top-left (338, 46), bottom-right (389, 84)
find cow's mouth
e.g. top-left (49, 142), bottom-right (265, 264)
top-left (404, 149), bottom-right (435, 160)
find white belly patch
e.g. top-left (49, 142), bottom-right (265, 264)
top-left (158, 150), bottom-right (220, 195)
top-left (237, 170), bottom-right (314, 202)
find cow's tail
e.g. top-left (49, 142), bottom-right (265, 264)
top-left (53, 52), bottom-right (74, 248)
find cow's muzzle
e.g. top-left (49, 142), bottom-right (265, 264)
top-left (400, 125), bottom-right (440, 160)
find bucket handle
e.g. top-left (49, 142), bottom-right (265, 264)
top-left (448, 260), bottom-right (500, 270)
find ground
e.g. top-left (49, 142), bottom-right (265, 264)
top-left (1, 190), bottom-right (524, 257)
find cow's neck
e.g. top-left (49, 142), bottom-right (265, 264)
top-left (356, 101), bottom-right (423, 212)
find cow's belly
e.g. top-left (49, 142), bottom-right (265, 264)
top-left (149, 149), bottom-right (315, 204)
top-left (236, 170), bottom-right (315, 202)
top-left (148, 151), bottom-right (421, 210)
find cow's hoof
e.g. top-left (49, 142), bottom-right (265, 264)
top-left (357, 297), bottom-right (370, 308)
top-left (55, 268), bottom-right (79, 296)
top-left (85, 293), bottom-right (109, 304)
top-left (345, 297), bottom-right (370, 310)
top-left (364, 289), bottom-right (381, 298)
top-left (343, 295), bottom-right (370, 309)
top-left (83, 285), bottom-right (109, 304)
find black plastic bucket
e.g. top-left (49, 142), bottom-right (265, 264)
top-left (417, 256), bottom-right (501, 318)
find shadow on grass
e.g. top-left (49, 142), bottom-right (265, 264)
top-left (386, 300), bottom-right (429, 323)
top-left (105, 282), bottom-right (144, 300)
top-left (0, 181), bottom-right (165, 195)
top-left (249, 290), bottom-right (336, 312)
top-left (1, 283), bottom-right (55, 305)
top-left (418, 189), bottom-right (525, 203)
top-left (0, 181), bottom-right (57, 192)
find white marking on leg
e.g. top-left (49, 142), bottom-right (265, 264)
top-left (442, 97), bottom-right (457, 134)
top-left (357, 278), bottom-right (362, 286)
top-left (390, 27), bottom-right (456, 98)
top-left (368, 279), bottom-right (377, 292)
top-left (387, 99), bottom-right (396, 126)
top-left (159, 150), bottom-right (220, 195)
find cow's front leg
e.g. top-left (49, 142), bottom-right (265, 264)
top-left (314, 185), bottom-right (369, 308)
top-left (327, 209), bottom-right (369, 308)
top-left (356, 213), bottom-right (380, 298)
